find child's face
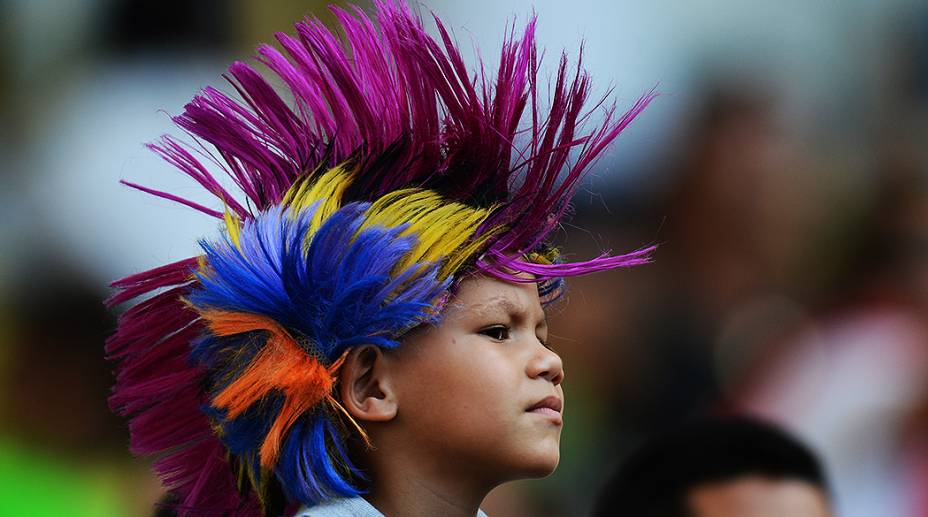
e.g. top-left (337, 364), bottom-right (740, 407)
top-left (386, 274), bottom-right (565, 482)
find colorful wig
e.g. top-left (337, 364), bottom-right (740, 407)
top-left (107, 2), bottom-right (656, 515)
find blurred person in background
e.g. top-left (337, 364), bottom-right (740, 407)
top-left (730, 9), bottom-right (928, 517)
top-left (593, 416), bottom-right (832, 517)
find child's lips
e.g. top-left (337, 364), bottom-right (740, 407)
top-left (526, 396), bottom-right (563, 424)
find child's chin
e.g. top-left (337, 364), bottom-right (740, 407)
top-left (523, 461), bottom-right (559, 479)
top-left (516, 450), bottom-right (561, 479)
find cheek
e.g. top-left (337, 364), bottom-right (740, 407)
top-left (394, 340), bottom-right (523, 459)
top-left (394, 340), bottom-right (562, 478)
top-left (399, 339), bottom-right (517, 427)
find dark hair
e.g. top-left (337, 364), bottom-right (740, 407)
top-left (593, 415), bottom-right (829, 517)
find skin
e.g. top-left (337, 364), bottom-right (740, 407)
top-left (339, 274), bottom-right (565, 517)
top-left (688, 476), bottom-right (832, 517)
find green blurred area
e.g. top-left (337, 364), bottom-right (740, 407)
top-left (0, 438), bottom-right (129, 517)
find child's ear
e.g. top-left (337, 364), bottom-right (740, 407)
top-left (338, 345), bottom-right (398, 422)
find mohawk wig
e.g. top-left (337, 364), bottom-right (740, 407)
top-left (107, 2), bottom-right (655, 515)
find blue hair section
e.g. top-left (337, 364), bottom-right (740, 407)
top-left (537, 276), bottom-right (565, 305)
top-left (191, 204), bottom-right (303, 322)
top-left (189, 333), bottom-right (266, 392)
top-left (203, 392), bottom-right (285, 485)
top-left (188, 201), bottom-right (450, 363)
top-left (276, 413), bottom-right (366, 505)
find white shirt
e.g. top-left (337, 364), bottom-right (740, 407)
top-left (296, 497), bottom-right (490, 517)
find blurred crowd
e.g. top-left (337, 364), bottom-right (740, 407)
top-left (1, 1), bottom-right (926, 516)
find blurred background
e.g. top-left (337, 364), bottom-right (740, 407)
top-left (1, 0), bottom-right (927, 515)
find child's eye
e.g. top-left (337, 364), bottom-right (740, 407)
top-left (479, 325), bottom-right (510, 341)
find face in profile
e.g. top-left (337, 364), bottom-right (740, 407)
top-left (385, 273), bottom-right (565, 483)
top-left (688, 476), bottom-right (831, 517)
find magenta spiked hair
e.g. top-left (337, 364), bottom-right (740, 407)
top-left (131, 2), bottom-right (655, 277)
top-left (108, 2), bottom-right (655, 515)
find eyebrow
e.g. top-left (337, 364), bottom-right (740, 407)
top-left (471, 296), bottom-right (547, 326)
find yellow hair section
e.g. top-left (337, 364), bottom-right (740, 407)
top-left (192, 254), bottom-right (209, 281)
top-left (222, 207), bottom-right (243, 250)
top-left (282, 164), bottom-right (355, 239)
top-left (360, 189), bottom-right (502, 278)
top-left (192, 207), bottom-right (241, 284)
top-left (277, 164), bottom-right (503, 282)
top-left (525, 247), bottom-right (559, 265)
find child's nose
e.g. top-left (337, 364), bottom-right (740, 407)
top-left (527, 342), bottom-right (565, 386)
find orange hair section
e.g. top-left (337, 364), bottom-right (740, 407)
top-left (200, 310), bottom-right (333, 469)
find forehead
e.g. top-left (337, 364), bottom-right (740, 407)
top-left (447, 274), bottom-right (544, 319)
top-left (689, 477), bottom-right (830, 517)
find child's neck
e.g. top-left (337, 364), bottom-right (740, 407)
top-left (364, 455), bottom-right (492, 517)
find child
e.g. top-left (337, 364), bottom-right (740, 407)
top-left (594, 416), bottom-right (831, 517)
top-left (106, 2), bottom-right (655, 516)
